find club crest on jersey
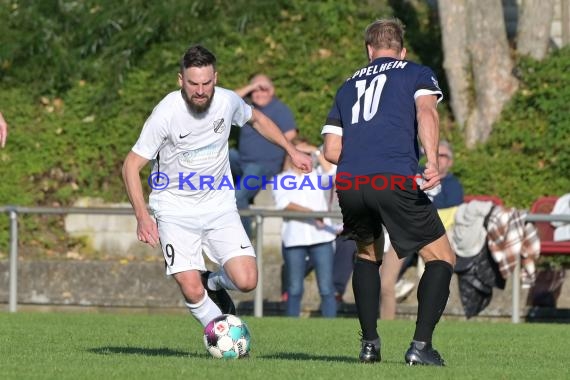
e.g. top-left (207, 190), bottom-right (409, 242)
top-left (212, 118), bottom-right (225, 133)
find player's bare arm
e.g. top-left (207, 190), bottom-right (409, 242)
top-left (323, 133), bottom-right (342, 165)
top-left (0, 111), bottom-right (8, 148)
top-left (122, 151), bottom-right (159, 247)
top-left (416, 94), bottom-right (441, 191)
top-left (249, 108), bottom-right (312, 173)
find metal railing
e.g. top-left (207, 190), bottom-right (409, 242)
top-left (505, 213), bottom-right (570, 323)
top-left (1, 205), bottom-right (570, 322)
top-left (0, 206), bottom-right (338, 317)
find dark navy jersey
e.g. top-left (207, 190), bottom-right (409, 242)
top-left (322, 57), bottom-right (442, 177)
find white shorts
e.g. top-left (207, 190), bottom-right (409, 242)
top-left (157, 209), bottom-right (255, 275)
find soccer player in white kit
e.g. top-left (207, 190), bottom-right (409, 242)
top-left (122, 45), bottom-right (312, 327)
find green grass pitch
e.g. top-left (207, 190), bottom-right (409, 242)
top-left (0, 311), bottom-right (566, 379)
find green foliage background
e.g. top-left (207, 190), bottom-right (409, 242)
top-left (0, 0), bottom-right (569, 256)
top-left (452, 48), bottom-right (570, 207)
top-left (0, 0), bottom-right (395, 207)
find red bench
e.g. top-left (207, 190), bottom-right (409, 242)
top-left (464, 194), bottom-right (504, 206)
top-left (530, 196), bottom-right (570, 256)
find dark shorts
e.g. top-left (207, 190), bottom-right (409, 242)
top-left (336, 173), bottom-right (446, 259)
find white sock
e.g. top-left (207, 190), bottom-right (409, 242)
top-left (208, 268), bottom-right (238, 291)
top-left (185, 293), bottom-right (222, 327)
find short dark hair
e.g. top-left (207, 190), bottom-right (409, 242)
top-left (180, 44), bottom-right (217, 73)
top-left (364, 18), bottom-right (405, 52)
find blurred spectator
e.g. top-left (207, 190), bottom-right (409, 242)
top-left (231, 74), bottom-right (297, 236)
top-left (431, 140), bottom-right (464, 209)
top-left (280, 149), bottom-right (356, 310)
top-left (273, 137), bottom-right (337, 318)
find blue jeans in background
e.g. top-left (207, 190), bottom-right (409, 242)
top-left (332, 235), bottom-right (357, 298)
top-left (282, 241), bottom-right (337, 318)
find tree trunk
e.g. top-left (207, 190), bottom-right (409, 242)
top-left (517, 0), bottom-right (555, 60)
top-left (464, 0), bottom-right (518, 147)
top-left (438, 0), bottom-right (470, 129)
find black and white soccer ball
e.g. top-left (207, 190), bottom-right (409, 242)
top-left (203, 314), bottom-right (251, 359)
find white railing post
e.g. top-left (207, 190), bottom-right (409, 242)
top-left (512, 253), bottom-right (521, 323)
top-left (9, 209), bottom-right (19, 313)
top-left (253, 214), bottom-right (264, 317)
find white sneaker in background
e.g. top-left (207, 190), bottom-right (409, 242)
top-left (395, 279), bottom-right (415, 302)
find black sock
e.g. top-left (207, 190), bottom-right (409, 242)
top-left (413, 260), bottom-right (453, 343)
top-left (352, 257), bottom-right (381, 342)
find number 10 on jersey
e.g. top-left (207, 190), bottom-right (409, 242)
top-left (351, 74), bottom-right (387, 124)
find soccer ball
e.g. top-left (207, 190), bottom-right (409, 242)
top-left (203, 314), bottom-right (251, 359)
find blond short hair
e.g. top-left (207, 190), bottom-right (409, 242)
top-left (364, 18), bottom-right (405, 53)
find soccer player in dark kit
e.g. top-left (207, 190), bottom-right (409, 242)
top-left (321, 18), bottom-right (455, 366)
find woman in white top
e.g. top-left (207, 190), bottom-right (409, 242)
top-left (273, 137), bottom-right (337, 317)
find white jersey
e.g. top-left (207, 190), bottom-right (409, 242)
top-left (272, 167), bottom-right (337, 248)
top-left (132, 87), bottom-right (253, 216)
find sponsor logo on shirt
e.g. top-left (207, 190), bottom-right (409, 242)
top-left (178, 143), bottom-right (220, 165)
